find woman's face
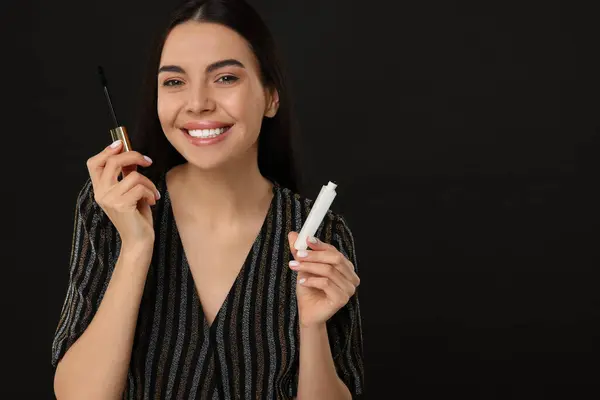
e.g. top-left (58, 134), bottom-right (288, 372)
top-left (157, 21), bottom-right (278, 170)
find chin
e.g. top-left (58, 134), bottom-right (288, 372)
top-left (187, 158), bottom-right (229, 171)
top-left (186, 147), bottom-right (254, 172)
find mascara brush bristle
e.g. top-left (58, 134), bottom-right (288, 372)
top-left (97, 65), bottom-right (108, 87)
top-left (97, 65), bottom-right (119, 128)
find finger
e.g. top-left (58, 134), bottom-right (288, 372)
top-left (118, 184), bottom-right (157, 209)
top-left (289, 261), bottom-right (355, 296)
top-left (101, 151), bottom-right (153, 188)
top-left (114, 171), bottom-right (160, 200)
top-left (296, 270), bottom-right (316, 286)
top-left (101, 181), bottom-right (156, 211)
top-left (121, 164), bottom-right (138, 179)
top-left (303, 237), bottom-right (361, 286)
top-left (86, 140), bottom-right (124, 188)
top-left (295, 249), bottom-right (358, 284)
top-left (288, 231), bottom-right (300, 258)
top-left (299, 277), bottom-right (348, 306)
top-left (288, 231), bottom-right (330, 259)
top-left (305, 236), bottom-right (335, 252)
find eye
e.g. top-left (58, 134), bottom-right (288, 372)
top-left (216, 75), bottom-right (239, 84)
top-left (162, 79), bottom-right (183, 87)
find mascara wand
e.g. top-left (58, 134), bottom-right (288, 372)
top-left (98, 66), bottom-right (119, 128)
top-left (97, 65), bottom-right (133, 152)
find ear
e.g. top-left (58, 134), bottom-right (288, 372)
top-left (264, 87), bottom-right (280, 118)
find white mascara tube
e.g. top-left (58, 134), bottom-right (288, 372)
top-left (294, 181), bottom-right (338, 251)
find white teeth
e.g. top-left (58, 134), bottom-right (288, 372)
top-left (187, 127), bottom-right (229, 138)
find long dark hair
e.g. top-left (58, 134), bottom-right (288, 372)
top-left (132, 0), bottom-right (301, 193)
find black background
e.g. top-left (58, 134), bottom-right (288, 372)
top-left (3, 0), bottom-right (600, 398)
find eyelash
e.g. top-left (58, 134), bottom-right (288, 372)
top-left (162, 75), bottom-right (239, 87)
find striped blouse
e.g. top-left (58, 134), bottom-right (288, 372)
top-left (52, 171), bottom-right (364, 399)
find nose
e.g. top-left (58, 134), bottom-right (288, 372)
top-left (185, 85), bottom-right (215, 114)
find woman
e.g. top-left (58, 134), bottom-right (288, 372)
top-left (51, 0), bottom-right (364, 398)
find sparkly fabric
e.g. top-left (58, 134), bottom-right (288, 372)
top-left (52, 171), bottom-right (364, 399)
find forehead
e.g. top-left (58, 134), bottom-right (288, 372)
top-left (160, 21), bottom-right (257, 68)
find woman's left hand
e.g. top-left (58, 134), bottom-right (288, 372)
top-left (287, 231), bottom-right (361, 328)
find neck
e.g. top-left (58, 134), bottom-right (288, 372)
top-left (167, 150), bottom-right (273, 230)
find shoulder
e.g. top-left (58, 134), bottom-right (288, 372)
top-left (74, 177), bottom-right (97, 213)
top-left (73, 177), bottom-right (111, 227)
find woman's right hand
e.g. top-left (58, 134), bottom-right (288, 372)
top-left (86, 140), bottom-right (160, 249)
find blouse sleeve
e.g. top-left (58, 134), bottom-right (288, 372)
top-left (326, 214), bottom-right (365, 397)
top-left (51, 178), bottom-right (119, 367)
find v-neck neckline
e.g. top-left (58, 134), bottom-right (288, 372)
top-left (159, 170), bottom-right (278, 333)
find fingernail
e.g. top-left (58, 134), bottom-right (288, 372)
top-left (308, 236), bottom-right (318, 244)
top-left (110, 140), bottom-right (122, 148)
top-left (289, 260), bottom-right (300, 267)
top-left (297, 250), bottom-right (308, 258)
top-left (144, 156), bottom-right (153, 163)
top-left (298, 278), bottom-right (306, 284)
top-left (156, 190), bottom-right (161, 200)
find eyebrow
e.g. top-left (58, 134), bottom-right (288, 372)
top-left (158, 59), bottom-right (245, 75)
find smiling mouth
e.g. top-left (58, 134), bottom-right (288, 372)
top-left (183, 126), bottom-right (232, 139)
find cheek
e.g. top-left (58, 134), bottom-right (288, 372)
top-left (221, 85), bottom-right (266, 128)
top-left (157, 94), bottom-right (180, 126)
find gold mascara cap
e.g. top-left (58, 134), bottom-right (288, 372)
top-left (110, 126), bottom-right (133, 152)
